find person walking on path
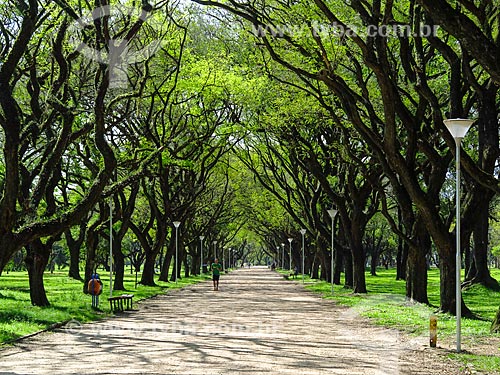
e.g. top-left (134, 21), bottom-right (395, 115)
top-left (211, 258), bottom-right (223, 291)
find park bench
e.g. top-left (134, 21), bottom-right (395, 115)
top-left (283, 272), bottom-right (298, 280)
top-left (108, 294), bottom-right (134, 312)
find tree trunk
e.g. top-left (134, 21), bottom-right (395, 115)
top-left (319, 251), bottom-right (328, 281)
top-left (351, 222), bottom-right (367, 293)
top-left (139, 230), bottom-right (166, 286)
top-left (158, 245), bottom-right (164, 274)
top-left (396, 239), bottom-right (408, 281)
top-left (463, 205), bottom-right (499, 290)
top-left (344, 249), bottom-right (353, 289)
top-left (464, 239), bottom-right (474, 282)
top-left (395, 207), bottom-right (408, 281)
top-left (68, 247), bottom-right (82, 280)
top-left (112, 185), bottom-right (138, 291)
top-left (405, 218), bottom-right (429, 304)
top-left (113, 238), bottom-right (125, 291)
top-left (25, 239), bottom-right (52, 307)
top-left (352, 248), bottom-right (367, 293)
top-left (65, 223), bottom-right (85, 281)
top-left (491, 307), bottom-right (500, 333)
top-left (311, 260), bottom-right (320, 279)
top-left (190, 245), bottom-right (199, 276)
top-left (141, 252), bottom-right (157, 286)
top-left (83, 226), bottom-right (100, 293)
top-left (463, 84), bottom-right (499, 290)
top-left (184, 256), bottom-right (190, 278)
top-left (370, 246), bottom-right (379, 276)
top-left (406, 244), bottom-right (429, 304)
top-left (320, 260), bottom-right (327, 281)
top-left (333, 247), bottom-right (343, 285)
top-left (439, 250), bottom-right (472, 316)
top-left (159, 241), bottom-right (174, 282)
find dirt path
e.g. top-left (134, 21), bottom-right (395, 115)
top-left (0, 267), bottom-right (469, 374)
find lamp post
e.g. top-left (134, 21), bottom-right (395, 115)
top-left (300, 229), bottom-right (306, 283)
top-left (213, 240), bottom-right (217, 259)
top-left (109, 200), bottom-right (113, 298)
top-left (199, 236), bottom-right (205, 274)
top-left (173, 221), bottom-right (181, 284)
top-left (287, 238), bottom-right (293, 272)
top-left (327, 209), bottom-right (338, 295)
top-left (228, 248), bottom-right (232, 269)
top-left (281, 243), bottom-right (285, 269)
top-left (223, 247), bottom-right (226, 271)
top-left (444, 118), bottom-right (474, 353)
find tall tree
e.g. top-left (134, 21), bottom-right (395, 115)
top-left (416, 0), bottom-right (500, 84)
top-left (189, 0), bottom-right (500, 315)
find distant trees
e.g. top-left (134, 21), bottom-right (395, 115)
top-left (191, 0), bottom-right (500, 316)
top-left (0, 2), bottom-right (118, 305)
top-left (0, 1), bottom-right (244, 305)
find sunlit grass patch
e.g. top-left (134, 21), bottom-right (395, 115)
top-left (299, 267), bottom-right (500, 362)
top-left (448, 352), bottom-right (500, 374)
top-left (0, 269), bottom-right (211, 345)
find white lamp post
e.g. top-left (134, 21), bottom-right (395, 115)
top-left (444, 118), bottom-right (474, 353)
top-left (228, 248), bottom-right (232, 269)
top-left (173, 221), bottom-right (181, 284)
top-left (300, 229), bottom-right (306, 283)
top-left (199, 235), bottom-right (205, 275)
top-left (109, 200), bottom-right (113, 298)
top-left (281, 243), bottom-right (285, 269)
top-left (327, 209), bottom-right (338, 295)
top-left (287, 238), bottom-right (293, 272)
top-left (213, 240), bottom-right (217, 259)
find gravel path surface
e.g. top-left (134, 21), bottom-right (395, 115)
top-left (0, 267), bottom-right (470, 374)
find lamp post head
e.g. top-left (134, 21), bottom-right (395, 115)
top-left (173, 221), bottom-right (181, 228)
top-left (213, 240), bottom-right (217, 245)
top-left (300, 229), bottom-right (306, 235)
top-left (287, 238), bottom-right (293, 244)
top-left (444, 118), bottom-right (475, 139)
top-left (327, 209), bottom-right (338, 219)
top-left (199, 235), bottom-right (205, 240)
top-left (281, 243), bottom-right (285, 247)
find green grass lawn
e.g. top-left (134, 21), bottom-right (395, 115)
top-left (281, 267), bottom-right (500, 374)
top-left (0, 268), bottom-right (212, 345)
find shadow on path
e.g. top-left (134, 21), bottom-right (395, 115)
top-left (0, 267), bottom-right (462, 374)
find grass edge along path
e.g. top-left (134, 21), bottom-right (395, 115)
top-left (0, 269), bottom-right (217, 346)
top-left (278, 267), bottom-right (500, 375)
